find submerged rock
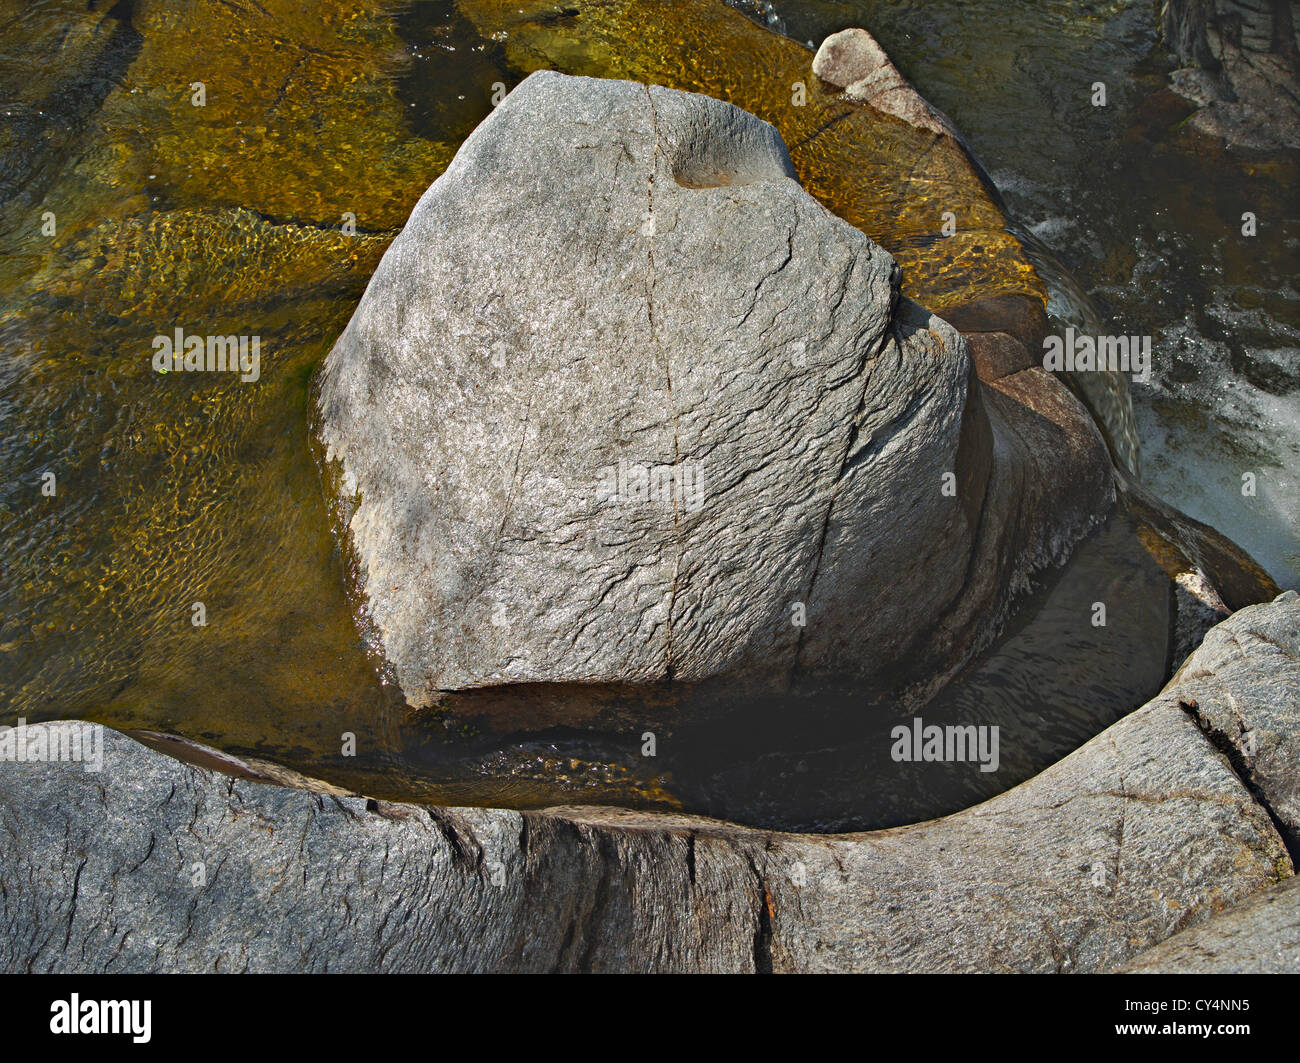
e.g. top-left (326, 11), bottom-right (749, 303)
top-left (2, 593), bottom-right (1295, 973)
top-left (812, 27), bottom-right (965, 144)
top-left (317, 70), bottom-right (1114, 727)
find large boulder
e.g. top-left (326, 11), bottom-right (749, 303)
top-left (317, 70), bottom-right (1114, 727)
top-left (2, 592), bottom-right (1296, 973)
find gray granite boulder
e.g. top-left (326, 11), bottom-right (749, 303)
top-left (317, 70), bottom-right (1113, 726)
top-left (318, 68), bottom-right (964, 709)
top-left (2, 594), bottom-right (1296, 973)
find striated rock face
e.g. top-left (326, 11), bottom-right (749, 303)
top-left (317, 69), bottom-right (1114, 727)
top-left (1162, 0), bottom-right (1300, 150)
top-left (2, 593), bottom-right (1295, 973)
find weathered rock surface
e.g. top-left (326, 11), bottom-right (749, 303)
top-left (3, 594), bottom-right (1296, 973)
top-left (960, 331), bottom-right (1036, 383)
top-left (1119, 875), bottom-right (1300, 973)
top-left (317, 69), bottom-right (1114, 727)
top-left (1172, 589), bottom-right (1300, 853)
top-left (1162, 0), bottom-right (1300, 150)
top-left (321, 69), bottom-right (928, 705)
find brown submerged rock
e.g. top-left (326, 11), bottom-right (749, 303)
top-left (961, 332), bottom-right (1037, 381)
top-left (812, 27), bottom-right (966, 143)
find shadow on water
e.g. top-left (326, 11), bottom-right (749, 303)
top-left (668, 511), bottom-right (1170, 831)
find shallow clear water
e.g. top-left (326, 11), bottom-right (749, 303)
top-left (0, 0), bottom-right (1290, 830)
